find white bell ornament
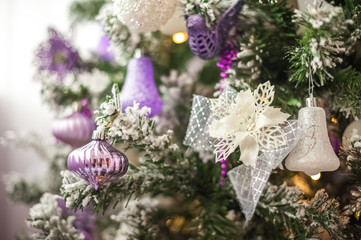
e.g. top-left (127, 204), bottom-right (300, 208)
top-left (285, 97), bottom-right (340, 175)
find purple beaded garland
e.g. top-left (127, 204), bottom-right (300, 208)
top-left (217, 43), bottom-right (238, 82)
top-left (219, 157), bottom-right (229, 186)
top-left (67, 132), bottom-right (128, 190)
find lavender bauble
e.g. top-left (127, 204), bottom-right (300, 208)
top-left (52, 112), bottom-right (96, 149)
top-left (119, 56), bottom-right (163, 117)
top-left (67, 131), bottom-right (128, 190)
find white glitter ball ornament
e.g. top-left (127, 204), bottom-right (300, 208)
top-left (113, 0), bottom-right (177, 33)
top-left (342, 120), bottom-right (361, 149)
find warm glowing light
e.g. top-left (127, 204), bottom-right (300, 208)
top-left (310, 173), bottom-right (321, 181)
top-left (331, 117), bottom-right (338, 124)
top-left (172, 32), bottom-right (188, 44)
top-left (166, 216), bottom-right (185, 232)
top-left (356, 211), bottom-right (360, 220)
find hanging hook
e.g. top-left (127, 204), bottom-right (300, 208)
top-left (308, 67), bottom-right (314, 98)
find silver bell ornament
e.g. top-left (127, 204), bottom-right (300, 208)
top-left (285, 97), bottom-right (340, 175)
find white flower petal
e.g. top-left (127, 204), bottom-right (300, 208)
top-left (238, 135), bottom-right (259, 167)
top-left (256, 107), bottom-right (290, 129)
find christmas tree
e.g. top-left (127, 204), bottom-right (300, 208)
top-left (2, 0), bottom-right (361, 239)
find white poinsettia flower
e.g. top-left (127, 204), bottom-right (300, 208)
top-left (208, 81), bottom-right (290, 167)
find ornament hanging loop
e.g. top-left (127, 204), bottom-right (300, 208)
top-left (134, 48), bottom-right (145, 58)
top-left (308, 67), bottom-right (315, 98)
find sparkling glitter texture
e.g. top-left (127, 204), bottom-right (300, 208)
top-left (113, 0), bottom-right (176, 33)
top-left (285, 107), bottom-right (340, 175)
top-left (119, 56), bottom-right (163, 117)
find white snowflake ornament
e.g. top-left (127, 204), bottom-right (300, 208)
top-left (208, 81), bottom-right (290, 167)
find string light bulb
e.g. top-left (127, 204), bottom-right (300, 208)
top-left (172, 32), bottom-right (188, 44)
top-left (310, 173), bottom-right (321, 181)
top-left (331, 117), bottom-right (338, 124)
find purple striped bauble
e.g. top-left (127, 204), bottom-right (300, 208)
top-left (67, 137), bottom-right (128, 190)
top-left (51, 112), bottom-right (96, 149)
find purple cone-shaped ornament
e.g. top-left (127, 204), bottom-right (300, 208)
top-left (67, 131), bottom-right (128, 190)
top-left (51, 111), bottom-right (96, 149)
top-left (119, 56), bottom-right (163, 117)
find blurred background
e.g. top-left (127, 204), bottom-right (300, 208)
top-left (0, 0), bottom-right (102, 238)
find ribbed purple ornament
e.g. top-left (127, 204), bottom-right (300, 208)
top-left (119, 57), bottom-right (163, 117)
top-left (67, 134), bottom-right (128, 190)
top-left (51, 112), bottom-right (96, 149)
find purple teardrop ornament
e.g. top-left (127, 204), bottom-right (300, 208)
top-left (119, 57), bottom-right (163, 117)
top-left (67, 134), bottom-right (128, 190)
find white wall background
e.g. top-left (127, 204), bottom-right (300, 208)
top-left (0, 0), bottom-right (101, 239)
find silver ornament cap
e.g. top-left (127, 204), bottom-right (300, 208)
top-left (92, 130), bottom-right (105, 140)
top-left (306, 96), bottom-right (318, 107)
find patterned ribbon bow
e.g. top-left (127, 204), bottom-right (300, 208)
top-left (184, 86), bottom-right (299, 220)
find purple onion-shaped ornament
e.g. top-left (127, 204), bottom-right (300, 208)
top-left (119, 56), bottom-right (163, 117)
top-left (67, 130), bottom-right (128, 190)
top-left (52, 112), bottom-right (96, 149)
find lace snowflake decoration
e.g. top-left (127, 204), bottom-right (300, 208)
top-left (208, 81), bottom-right (290, 167)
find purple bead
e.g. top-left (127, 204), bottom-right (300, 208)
top-left (67, 139), bottom-right (128, 190)
top-left (221, 164), bottom-right (227, 169)
top-left (221, 170), bottom-right (227, 176)
top-left (120, 57), bottom-right (163, 117)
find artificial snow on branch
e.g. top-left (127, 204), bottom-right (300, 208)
top-left (289, 1), bottom-right (352, 86)
top-left (27, 193), bottom-right (85, 240)
top-left (95, 85), bottom-right (179, 162)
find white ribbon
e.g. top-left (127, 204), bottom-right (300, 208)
top-left (184, 86), bottom-right (299, 220)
